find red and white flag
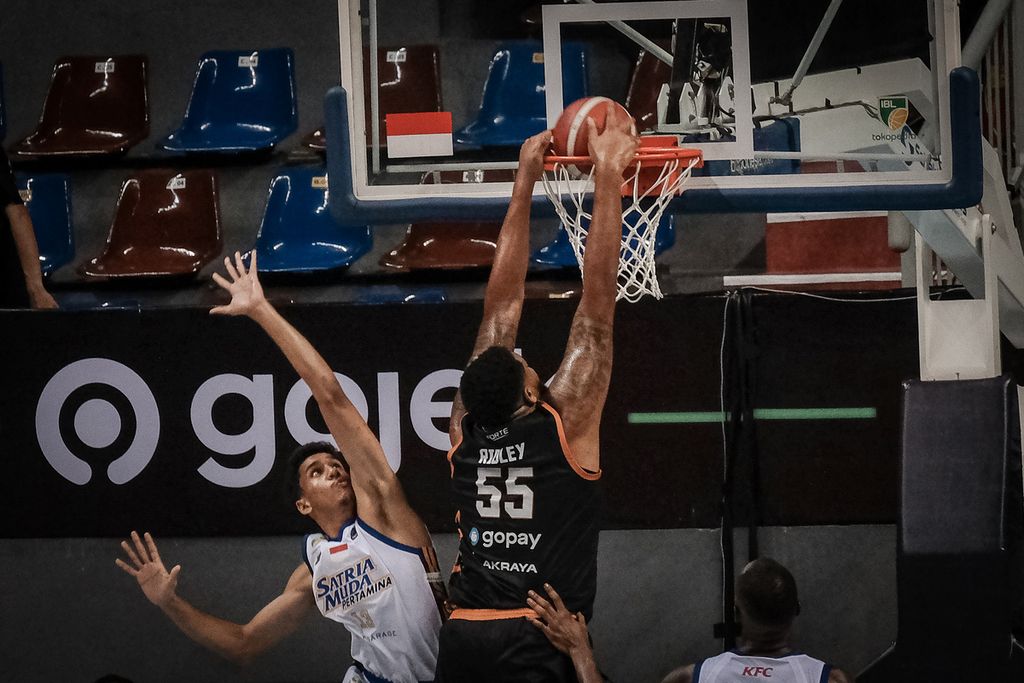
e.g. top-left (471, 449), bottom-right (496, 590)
top-left (385, 112), bottom-right (453, 158)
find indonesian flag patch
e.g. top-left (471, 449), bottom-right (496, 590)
top-left (385, 112), bottom-right (453, 158)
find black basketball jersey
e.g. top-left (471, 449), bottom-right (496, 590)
top-left (447, 401), bottom-right (601, 618)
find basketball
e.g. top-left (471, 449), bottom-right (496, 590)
top-left (551, 97), bottom-right (635, 158)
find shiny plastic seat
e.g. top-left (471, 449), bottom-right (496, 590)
top-left (352, 286), bottom-right (447, 305)
top-left (81, 169), bottom-right (221, 278)
top-left (303, 44), bottom-right (442, 151)
top-left (11, 55), bottom-right (149, 158)
top-left (14, 173), bottom-right (74, 276)
top-left (379, 170), bottom-right (514, 270)
top-left (532, 212), bottom-right (676, 267)
top-left (159, 48), bottom-right (297, 153)
top-left (624, 49), bottom-right (673, 133)
top-left (455, 41), bottom-right (589, 148)
top-left (253, 166), bottom-right (370, 273)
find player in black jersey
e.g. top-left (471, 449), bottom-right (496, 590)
top-left (436, 107), bottom-right (639, 682)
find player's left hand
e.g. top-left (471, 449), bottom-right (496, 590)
top-left (210, 250), bottom-right (266, 317)
top-left (527, 583), bottom-right (592, 657)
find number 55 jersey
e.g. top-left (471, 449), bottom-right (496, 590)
top-left (447, 401), bottom-right (601, 618)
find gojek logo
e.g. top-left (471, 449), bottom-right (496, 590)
top-left (35, 358), bottom-right (160, 485)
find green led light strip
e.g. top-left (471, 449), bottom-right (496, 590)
top-left (627, 407), bottom-right (877, 424)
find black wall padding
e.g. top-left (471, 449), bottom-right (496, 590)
top-left (900, 377), bottom-right (1009, 555)
top-left (860, 376), bottom-right (1024, 682)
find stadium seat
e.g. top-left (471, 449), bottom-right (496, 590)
top-left (253, 166), bottom-right (370, 273)
top-left (158, 48), bottom-right (297, 153)
top-left (80, 169), bottom-right (221, 278)
top-left (624, 49), bottom-right (673, 133)
top-left (10, 55), bottom-right (149, 158)
top-left (303, 44), bottom-right (442, 151)
top-left (454, 40), bottom-right (589, 148)
top-left (15, 173), bottom-right (74, 277)
top-left (379, 170), bottom-right (513, 270)
top-left (352, 286), bottom-right (448, 305)
top-left (532, 212), bottom-right (677, 268)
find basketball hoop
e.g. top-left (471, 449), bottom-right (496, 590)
top-left (541, 137), bottom-right (702, 302)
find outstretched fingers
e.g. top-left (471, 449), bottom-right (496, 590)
top-left (233, 251), bottom-right (247, 278)
top-left (223, 256), bottom-right (240, 282)
top-left (130, 530), bottom-right (151, 564)
top-left (121, 538), bottom-right (142, 569)
top-left (144, 532), bottom-right (162, 566)
top-left (114, 557), bottom-right (138, 577)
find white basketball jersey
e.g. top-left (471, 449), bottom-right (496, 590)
top-left (695, 650), bottom-right (831, 683)
top-left (304, 518), bottom-right (442, 683)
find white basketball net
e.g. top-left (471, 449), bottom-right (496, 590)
top-left (541, 155), bottom-right (699, 302)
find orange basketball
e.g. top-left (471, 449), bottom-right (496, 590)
top-left (551, 97), bottom-right (635, 158)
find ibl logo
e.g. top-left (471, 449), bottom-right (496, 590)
top-left (35, 357), bottom-right (461, 487)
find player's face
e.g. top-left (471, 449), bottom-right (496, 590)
top-left (297, 452), bottom-right (354, 515)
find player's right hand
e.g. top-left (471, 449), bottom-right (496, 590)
top-left (115, 530), bottom-right (181, 609)
top-left (210, 250), bottom-right (267, 317)
top-left (517, 129), bottom-right (553, 185)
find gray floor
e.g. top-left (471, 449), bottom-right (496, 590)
top-left (0, 526), bottom-right (895, 683)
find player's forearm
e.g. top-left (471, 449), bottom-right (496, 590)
top-left (248, 299), bottom-right (343, 403)
top-left (479, 179), bottom-right (534, 346)
top-left (578, 170), bottom-right (621, 320)
top-left (7, 205), bottom-right (47, 291)
top-left (570, 648), bottom-right (603, 683)
top-left (161, 595), bottom-right (257, 664)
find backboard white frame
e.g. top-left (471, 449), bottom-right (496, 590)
top-left (336, 0), bottom-right (960, 202)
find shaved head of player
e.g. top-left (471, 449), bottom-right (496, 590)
top-left (661, 558), bottom-right (853, 683)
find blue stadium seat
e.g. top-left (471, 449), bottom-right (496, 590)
top-left (253, 166), bottom-right (370, 273)
top-left (532, 212), bottom-right (676, 267)
top-left (352, 286), bottom-right (447, 305)
top-left (455, 41), bottom-right (589, 148)
top-left (15, 173), bottom-right (74, 276)
top-left (159, 48), bottom-right (297, 153)
top-left (686, 117), bottom-right (801, 176)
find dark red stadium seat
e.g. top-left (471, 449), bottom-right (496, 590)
top-left (80, 169), bottom-right (221, 278)
top-left (378, 170), bottom-right (514, 270)
top-left (303, 45), bottom-right (442, 150)
top-left (11, 55), bottom-right (149, 158)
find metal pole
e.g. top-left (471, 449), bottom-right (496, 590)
top-left (369, 0), bottom-right (381, 176)
top-left (963, 0), bottom-right (1014, 71)
top-left (573, 0), bottom-right (674, 66)
top-left (771, 0), bottom-right (844, 106)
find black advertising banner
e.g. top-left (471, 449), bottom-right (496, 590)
top-left (1, 293), bottom-right (920, 538)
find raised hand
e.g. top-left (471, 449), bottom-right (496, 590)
top-left (586, 106), bottom-right (639, 178)
top-left (116, 531), bottom-right (181, 609)
top-left (210, 250), bottom-right (265, 317)
top-left (517, 129), bottom-right (554, 185)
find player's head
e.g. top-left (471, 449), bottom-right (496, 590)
top-left (460, 346), bottom-right (542, 429)
top-left (735, 557), bottom-right (801, 637)
top-left (284, 441), bottom-right (354, 523)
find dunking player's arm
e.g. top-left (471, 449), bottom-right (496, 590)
top-left (116, 253), bottom-right (433, 663)
top-left (449, 130), bottom-right (551, 446)
top-left (448, 111), bottom-right (639, 471)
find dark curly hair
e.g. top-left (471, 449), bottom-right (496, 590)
top-left (282, 441), bottom-right (349, 508)
top-left (460, 346), bottom-right (525, 429)
top-left (736, 558), bottom-right (800, 627)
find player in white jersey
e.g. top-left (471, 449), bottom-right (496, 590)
top-left (115, 252), bottom-right (444, 683)
top-left (661, 558), bottom-right (852, 683)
